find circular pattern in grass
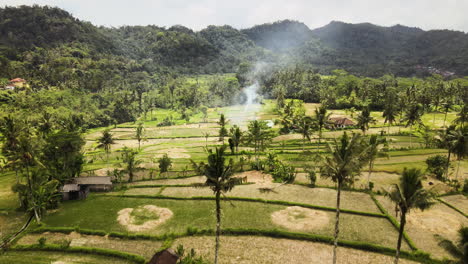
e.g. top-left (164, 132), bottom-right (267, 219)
top-left (271, 206), bottom-right (329, 231)
top-left (117, 205), bottom-right (173, 232)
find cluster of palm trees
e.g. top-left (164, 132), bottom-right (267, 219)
top-left (321, 132), bottom-right (436, 264)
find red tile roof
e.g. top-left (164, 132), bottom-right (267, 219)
top-left (9, 78), bottom-right (26, 83)
top-left (329, 117), bottom-right (355, 126)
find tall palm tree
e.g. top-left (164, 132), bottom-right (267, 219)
top-left (244, 120), bottom-right (275, 167)
top-left (0, 115), bottom-right (22, 183)
top-left (229, 125), bottom-right (242, 153)
top-left (218, 114), bottom-right (228, 144)
top-left (193, 146), bottom-right (242, 264)
top-left (120, 147), bottom-right (143, 183)
top-left (296, 115), bottom-right (315, 151)
top-left (402, 104), bottom-right (423, 148)
top-left (97, 129), bottom-right (115, 162)
top-left (314, 105), bottom-right (331, 146)
top-left (441, 102), bottom-right (453, 128)
top-left (449, 126), bottom-right (468, 179)
top-left (356, 106), bottom-right (376, 135)
top-left (320, 132), bottom-right (368, 264)
top-left (436, 125), bottom-right (457, 179)
top-left (135, 122), bottom-right (145, 150)
top-left (383, 100), bottom-right (398, 134)
top-left (385, 168), bottom-right (435, 264)
top-left (454, 104), bottom-right (467, 129)
top-left (365, 135), bottom-right (388, 188)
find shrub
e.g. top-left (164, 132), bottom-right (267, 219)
top-left (38, 237), bottom-right (46, 247)
top-left (425, 155), bottom-right (448, 179)
top-left (157, 116), bottom-right (175, 127)
top-left (176, 244), bottom-right (210, 264)
top-left (463, 179), bottom-right (468, 194)
top-left (368, 181), bottom-right (374, 191)
top-left (271, 161), bottom-right (296, 183)
top-left (305, 169), bottom-right (317, 187)
top-left (158, 154), bottom-right (172, 174)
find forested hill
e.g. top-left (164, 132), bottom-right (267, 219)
top-left (1, 5), bottom-right (468, 77)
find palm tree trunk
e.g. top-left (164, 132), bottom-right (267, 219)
top-left (456, 159), bottom-right (461, 180)
top-left (388, 122), bottom-right (391, 135)
top-left (443, 111), bottom-right (448, 127)
top-left (302, 135), bottom-right (305, 152)
top-left (214, 191), bottom-right (221, 264)
top-left (34, 208), bottom-right (41, 224)
top-left (367, 161), bottom-right (373, 189)
top-left (394, 211), bottom-right (407, 264)
top-left (409, 126), bottom-right (413, 148)
top-left (332, 181), bottom-right (342, 264)
top-left (445, 151), bottom-right (451, 179)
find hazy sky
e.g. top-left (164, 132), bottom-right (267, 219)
top-left (2, 0), bottom-right (468, 32)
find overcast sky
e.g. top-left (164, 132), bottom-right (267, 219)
top-left (2, 0), bottom-right (468, 32)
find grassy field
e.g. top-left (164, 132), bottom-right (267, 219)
top-left (0, 251), bottom-right (132, 264)
top-left (41, 195), bottom-right (406, 249)
top-left (174, 236), bottom-right (417, 264)
top-left (376, 195), bottom-right (467, 259)
top-left (1, 99), bottom-right (466, 263)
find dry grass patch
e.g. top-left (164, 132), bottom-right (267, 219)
top-left (441, 195), bottom-right (468, 215)
top-left (153, 148), bottom-right (191, 159)
top-left (117, 205), bottom-right (173, 232)
top-left (173, 236), bottom-right (417, 264)
top-left (233, 171), bottom-right (272, 184)
top-left (271, 206), bottom-right (329, 231)
top-left (129, 176), bottom-right (205, 186)
top-left (124, 187), bottom-right (163, 196)
top-left (17, 232), bottom-right (161, 259)
top-left (160, 185), bottom-right (381, 213)
top-left (376, 196), bottom-right (467, 259)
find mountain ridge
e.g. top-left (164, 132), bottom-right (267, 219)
top-left (1, 5), bottom-right (467, 77)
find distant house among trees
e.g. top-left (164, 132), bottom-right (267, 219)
top-left (60, 176), bottom-right (113, 200)
top-left (328, 117), bottom-right (355, 129)
top-left (1, 78), bottom-right (27, 90)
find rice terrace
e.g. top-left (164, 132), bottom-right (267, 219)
top-left (0, 2), bottom-right (467, 264)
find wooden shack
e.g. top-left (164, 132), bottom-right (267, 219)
top-left (60, 184), bottom-right (89, 201)
top-left (328, 117), bottom-right (355, 129)
top-left (73, 176), bottom-right (113, 192)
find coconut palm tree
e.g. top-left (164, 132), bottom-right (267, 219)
top-left (449, 126), bottom-right (468, 179)
top-left (435, 125), bottom-right (457, 179)
top-left (365, 135), bottom-right (388, 188)
top-left (356, 106), bottom-right (376, 135)
top-left (193, 146), bottom-right (242, 264)
top-left (314, 105), bottom-right (331, 146)
top-left (135, 122), bottom-right (145, 150)
top-left (320, 132), bottom-right (368, 264)
top-left (244, 120), bottom-right (275, 167)
top-left (383, 99), bottom-right (398, 134)
top-left (97, 129), bottom-right (115, 162)
top-left (454, 104), bottom-right (467, 129)
top-left (120, 147), bottom-right (143, 183)
top-left (296, 115), bottom-right (315, 151)
top-left (441, 102), bottom-right (453, 128)
top-left (218, 114), bottom-right (228, 144)
top-left (229, 125), bottom-right (242, 153)
top-left (0, 115), bottom-right (22, 183)
top-left (402, 104), bottom-right (423, 148)
top-left (385, 168), bottom-right (435, 264)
